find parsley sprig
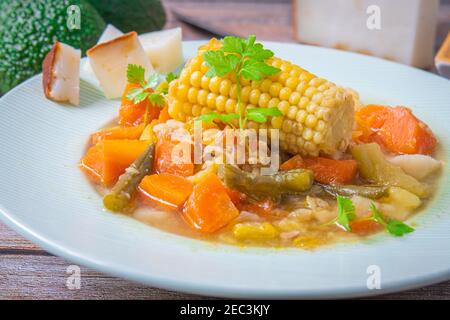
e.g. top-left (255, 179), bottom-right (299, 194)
top-left (330, 196), bottom-right (414, 237)
top-left (125, 64), bottom-right (166, 126)
top-left (199, 35), bottom-right (281, 129)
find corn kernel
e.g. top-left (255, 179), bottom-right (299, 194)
top-left (302, 128), bottom-right (313, 141)
top-left (285, 77), bottom-right (299, 90)
top-left (201, 75), bottom-right (210, 90)
top-left (249, 89), bottom-right (261, 105)
top-left (225, 99), bottom-right (236, 113)
top-left (268, 97), bottom-right (280, 108)
top-left (258, 93), bottom-right (271, 108)
top-left (219, 79), bottom-right (232, 96)
top-left (271, 116), bottom-right (283, 129)
top-left (200, 61), bottom-right (209, 73)
top-left (192, 104), bottom-right (202, 116)
top-left (190, 71), bottom-right (202, 87)
top-left (182, 102), bottom-right (192, 114)
top-left (287, 105), bottom-right (298, 120)
top-left (216, 95), bottom-right (226, 112)
top-left (260, 79), bottom-right (272, 92)
top-left (269, 82), bottom-right (282, 97)
top-left (288, 91), bottom-right (301, 105)
top-left (296, 109), bottom-right (307, 123)
top-left (187, 87), bottom-right (198, 104)
top-left (279, 87), bottom-right (292, 101)
top-left (240, 86), bottom-right (251, 103)
top-left (177, 84), bottom-right (188, 101)
top-left (206, 93), bottom-right (217, 108)
top-left (209, 76), bottom-right (221, 93)
top-left (278, 100), bottom-right (289, 115)
top-left (230, 84), bottom-right (238, 99)
top-left (305, 114), bottom-right (318, 128)
top-left (233, 222), bottom-right (279, 241)
top-left (197, 89), bottom-right (208, 105)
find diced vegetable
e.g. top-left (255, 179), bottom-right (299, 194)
top-left (321, 184), bottom-right (389, 199)
top-left (139, 173), bottom-right (193, 210)
top-left (119, 83), bottom-right (160, 126)
top-left (154, 134), bottom-right (194, 177)
top-left (383, 187), bottom-right (421, 211)
top-left (352, 143), bottom-right (428, 197)
top-left (182, 174), bottom-right (239, 233)
top-left (225, 187), bottom-right (247, 209)
top-left (280, 155), bottom-right (304, 171)
top-left (103, 143), bottom-right (155, 212)
top-left (80, 140), bottom-right (150, 186)
top-left (233, 222), bottom-right (279, 241)
top-left (355, 105), bottom-right (437, 155)
top-left (91, 124), bottom-right (145, 144)
top-left (139, 120), bottom-right (159, 142)
top-left (188, 163), bottom-right (218, 184)
top-left (350, 219), bottom-right (383, 236)
top-left (158, 105), bottom-right (171, 123)
top-left (292, 236), bottom-right (323, 249)
top-left (281, 155), bottom-right (357, 184)
top-left (222, 164), bottom-right (314, 201)
top-left (388, 154), bottom-right (441, 180)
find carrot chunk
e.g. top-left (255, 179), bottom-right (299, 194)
top-left (154, 135), bottom-right (194, 177)
top-left (118, 83), bottom-right (161, 126)
top-left (91, 124), bottom-right (145, 144)
top-left (80, 140), bottom-right (150, 186)
top-left (350, 220), bottom-right (383, 236)
top-left (182, 174), bottom-right (239, 233)
top-left (281, 155), bottom-right (357, 185)
top-left (280, 155), bottom-right (304, 171)
top-left (139, 174), bottom-right (193, 210)
top-left (355, 105), bottom-right (437, 155)
top-left (158, 105), bottom-right (171, 123)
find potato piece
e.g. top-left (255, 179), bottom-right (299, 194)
top-left (385, 187), bottom-right (422, 211)
top-left (42, 41), bottom-right (81, 105)
top-left (388, 154), bottom-right (441, 180)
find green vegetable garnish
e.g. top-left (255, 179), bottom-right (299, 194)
top-left (335, 195), bottom-right (356, 231)
top-left (165, 72), bottom-right (179, 84)
top-left (125, 64), bottom-right (165, 125)
top-left (200, 35), bottom-right (281, 129)
top-left (368, 203), bottom-right (415, 237)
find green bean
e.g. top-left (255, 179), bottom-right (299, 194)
top-left (319, 184), bottom-right (389, 199)
top-left (221, 164), bottom-right (314, 201)
top-left (103, 143), bottom-right (155, 212)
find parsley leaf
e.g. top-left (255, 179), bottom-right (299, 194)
top-left (246, 112), bottom-right (267, 123)
top-left (336, 195), bottom-right (356, 231)
top-left (127, 64), bottom-right (146, 85)
top-left (247, 107), bottom-right (282, 117)
top-left (144, 73), bottom-right (159, 90)
top-left (241, 59), bottom-right (280, 81)
top-left (197, 112), bottom-right (239, 124)
top-left (148, 92), bottom-right (165, 107)
top-left (203, 51), bottom-right (238, 77)
top-left (223, 36), bottom-right (244, 54)
top-left (166, 72), bottom-right (179, 84)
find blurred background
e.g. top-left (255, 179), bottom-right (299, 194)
top-left (0, 0), bottom-right (449, 95)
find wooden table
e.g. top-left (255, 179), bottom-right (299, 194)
top-left (1, 0), bottom-right (450, 300)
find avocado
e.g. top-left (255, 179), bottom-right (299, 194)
top-left (0, 0), bottom-right (105, 94)
top-left (87, 0), bottom-right (166, 34)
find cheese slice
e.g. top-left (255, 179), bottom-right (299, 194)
top-left (42, 41), bottom-right (81, 105)
top-left (83, 24), bottom-right (124, 77)
top-left (139, 27), bottom-right (183, 73)
top-left (87, 32), bottom-right (154, 99)
top-left (293, 0), bottom-right (439, 68)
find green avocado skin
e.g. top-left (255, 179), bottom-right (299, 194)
top-left (0, 0), bottom-right (105, 95)
top-left (87, 0), bottom-right (166, 34)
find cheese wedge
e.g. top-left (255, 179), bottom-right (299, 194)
top-left (87, 32), bottom-right (154, 99)
top-left (42, 41), bottom-right (81, 105)
top-left (139, 27), bottom-right (183, 73)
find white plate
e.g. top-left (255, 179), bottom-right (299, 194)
top-left (0, 41), bottom-right (449, 299)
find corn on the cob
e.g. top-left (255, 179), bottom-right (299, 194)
top-left (167, 39), bottom-right (355, 156)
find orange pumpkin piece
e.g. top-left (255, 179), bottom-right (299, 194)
top-left (154, 135), bottom-right (194, 177)
top-left (182, 174), bottom-right (239, 233)
top-left (281, 155), bottom-right (357, 185)
top-left (80, 140), bottom-right (150, 186)
top-left (355, 105), bottom-right (437, 155)
top-left (118, 83), bottom-right (161, 126)
top-left (158, 105), bottom-right (171, 123)
top-left (350, 219), bottom-right (383, 236)
top-left (91, 124), bottom-right (145, 144)
top-left (139, 174), bottom-right (193, 210)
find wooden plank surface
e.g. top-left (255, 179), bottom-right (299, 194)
top-left (1, 0), bottom-right (450, 300)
